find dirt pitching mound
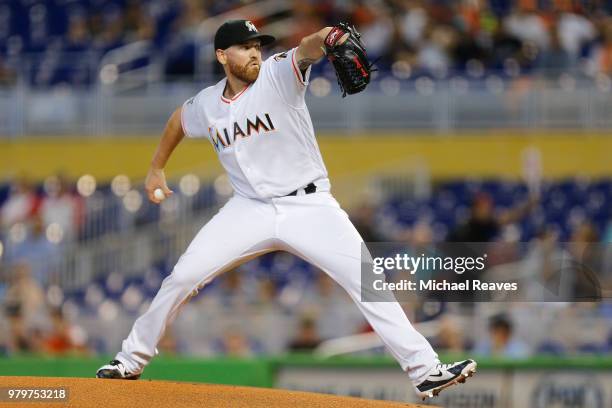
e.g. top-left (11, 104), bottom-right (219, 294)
top-left (0, 376), bottom-right (435, 408)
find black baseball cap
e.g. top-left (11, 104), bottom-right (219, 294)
top-left (214, 19), bottom-right (275, 50)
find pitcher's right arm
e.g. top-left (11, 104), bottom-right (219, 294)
top-left (146, 107), bottom-right (184, 203)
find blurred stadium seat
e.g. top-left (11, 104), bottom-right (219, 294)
top-left (1, 0), bottom-right (612, 87)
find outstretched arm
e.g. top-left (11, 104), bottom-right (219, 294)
top-left (295, 27), bottom-right (334, 74)
top-left (498, 194), bottom-right (539, 225)
top-left (295, 25), bottom-right (361, 97)
top-left (146, 107), bottom-right (184, 203)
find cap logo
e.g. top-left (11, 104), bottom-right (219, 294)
top-left (245, 21), bottom-right (258, 32)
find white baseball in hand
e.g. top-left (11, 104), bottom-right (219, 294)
top-left (153, 188), bottom-right (166, 201)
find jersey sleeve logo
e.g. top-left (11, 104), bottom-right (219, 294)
top-left (273, 52), bottom-right (288, 62)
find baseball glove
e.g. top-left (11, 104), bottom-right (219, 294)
top-left (324, 23), bottom-right (373, 97)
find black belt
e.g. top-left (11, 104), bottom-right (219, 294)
top-left (286, 182), bottom-right (317, 196)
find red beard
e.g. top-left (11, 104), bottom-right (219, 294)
top-left (228, 59), bottom-right (260, 83)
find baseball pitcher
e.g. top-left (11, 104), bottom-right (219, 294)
top-left (96, 20), bottom-right (477, 400)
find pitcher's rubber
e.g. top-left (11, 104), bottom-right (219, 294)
top-left (0, 376), bottom-right (437, 408)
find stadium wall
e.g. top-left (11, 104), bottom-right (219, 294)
top-left (2, 133), bottom-right (612, 182)
top-left (0, 355), bottom-right (611, 407)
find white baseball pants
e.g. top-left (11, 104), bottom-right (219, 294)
top-left (116, 191), bottom-right (438, 384)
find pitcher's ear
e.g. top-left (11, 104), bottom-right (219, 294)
top-left (216, 49), bottom-right (227, 65)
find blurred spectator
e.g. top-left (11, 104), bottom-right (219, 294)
top-left (490, 21), bottom-right (524, 69)
top-left (358, 7), bottom-right (394, 60)
top-left (0, 175), bottom-right (40, 230)
top-left (350, 202), bottom-right (382, 242)
top-left (448, 193), bottom-right (500, 241)
top-left (588, 19), bottom-right (612, 74)
top-left (40, 174), bottom-right (83, 242)
top-left (447, 192), bottom-right (537, 242)
top-left (123, 0), bottom-right (156, 42)
top-left (473, 313), bottom-right (530, 357)
top-left (3, 261), bottom-right (46, 324)
top-left (394, 221), bottom-right (435, 281)
top-left (408, 221), bottom-right (434, 247)
top-left (417, 24), bottom-right (456, 74)
top-left (4, 216), bottom-right (61, 285)
top-left (64, 16), bottom-right (91, 53)
top-left (568, 221), bottom-right (602, 300)
top-left (215, 329), bottom-right (259, 357)
top-left (284, 0), bottom-right (324, 49)
top-left (557, 11), bottom-right (596, 58)
top-left (164, 0), bottom-right (204, 77)
top-left (42, 308), bottom-right (89, 355)
top-left (397, 0), bottom-right (429, 48)
top-left (256, 279), bottom-right (278, 305)
top-left (536, 21), bottom-right (572, 76)
top-left (4, 303), bottom-right (43, 354)
top-left (3, 262), bottom-right (46, 354)
top-left (301, 273), bottom-right (363, 339)
top-left (519, 227), bottom-right (570, 300)
top-left (288, 315), bottom-right (322, 352)
top-left (302, 272), bottom-right (346, 306)
top-left (158, 328), bottom-right (180, 356)
top-left (431, 316), bottom-right (467, 353)
top-left (93, 9), bottom-right (125, 53)
top-left (212, 269), bottom-right (259, 308)
top-left (176, 0), bottom-right (207, 33)
top-left (0, 56), bottom-right (16, 85)
top-left (451, 29), bottom-right (488, 71)
top-left (504, 8), bottom-right (549, 50)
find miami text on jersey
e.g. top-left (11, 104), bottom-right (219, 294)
top-left (208, 113), bottom-right (276, 151)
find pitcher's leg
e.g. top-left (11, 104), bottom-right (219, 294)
top-left (277, 193), bottom-right (438, 384)
top-left (115, 196), bottom-right (275, 373)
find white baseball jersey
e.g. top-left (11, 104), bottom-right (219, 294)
top-left (181, 47), bottom-right (329, 199)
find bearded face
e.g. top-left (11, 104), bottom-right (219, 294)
top-left (219, 40), bottom-right (262, 84)
top-left (227, 57), bottom-right (260, 83)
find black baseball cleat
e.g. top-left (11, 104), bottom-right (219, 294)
top-left (96, 359), bottom-right (141, 380)
top-left (415, 359), bottom-right (477, 400)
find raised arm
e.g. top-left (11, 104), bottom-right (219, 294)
top-left (295, 24), bottom-right (370, 97)
top-left (146, 107), bottom-right (184, 203)
top-left (498, 194), bottom-right (539, 225)
top-left (294, 27), bottom-right (333, 73)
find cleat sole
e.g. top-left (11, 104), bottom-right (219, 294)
top-left (418, 360), bottom-right (477, 400)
